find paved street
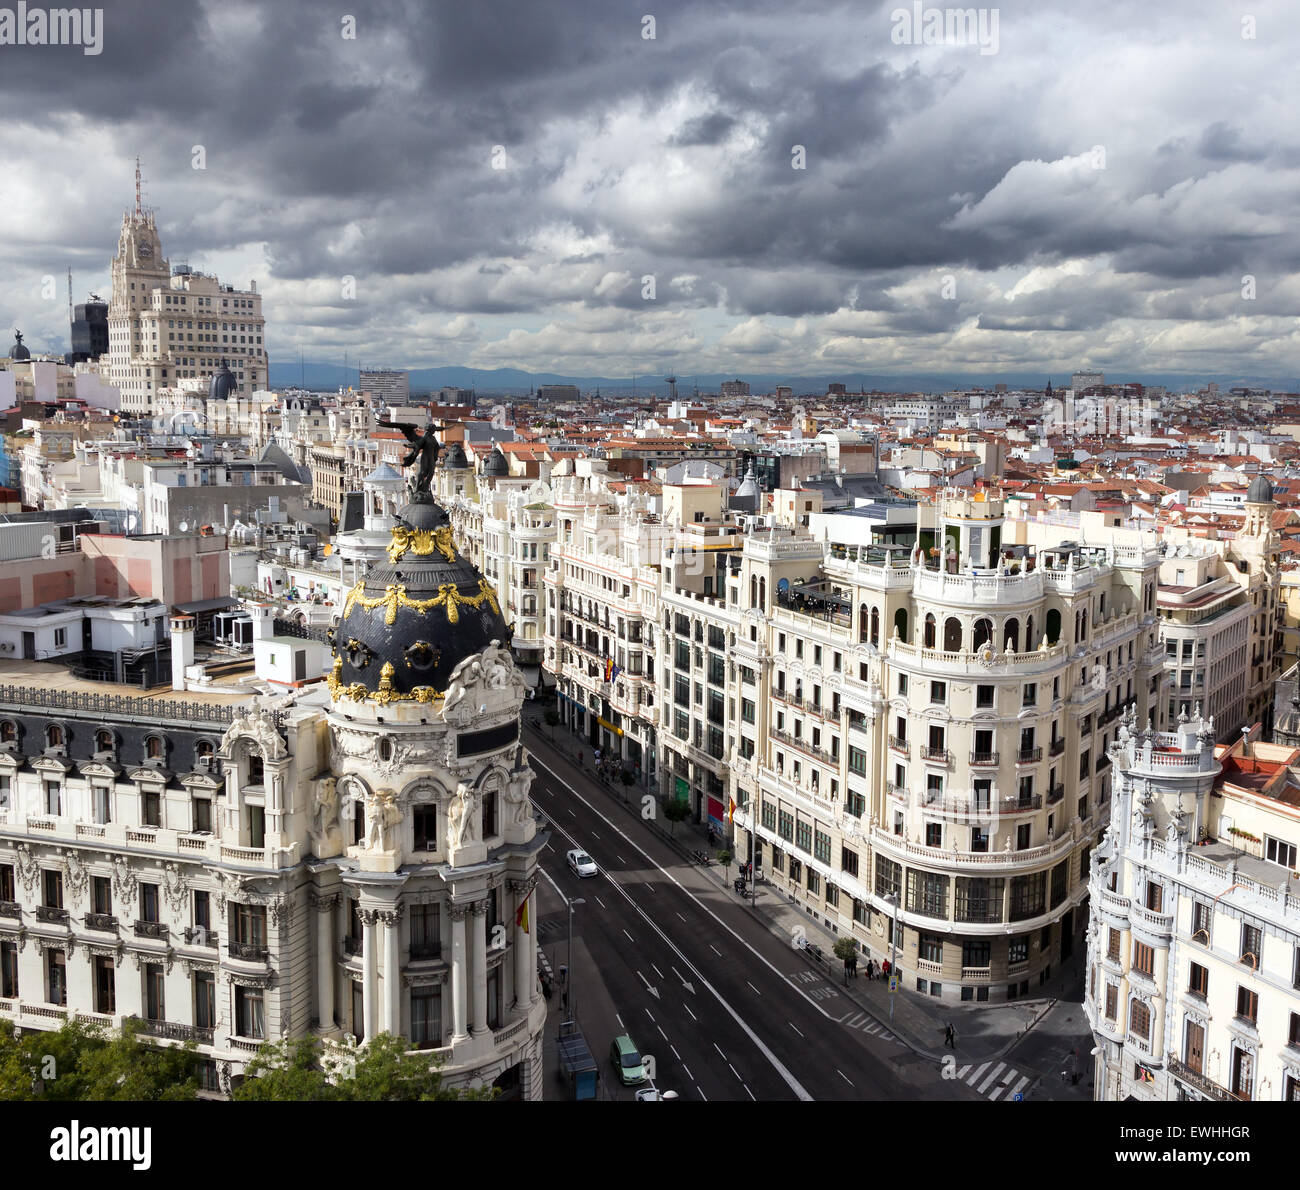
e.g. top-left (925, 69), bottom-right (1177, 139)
top-left (526, 725), bottom-right (974, 1102)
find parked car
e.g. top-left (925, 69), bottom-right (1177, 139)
top-left (610, 1034), bottom-right (647, 1086)
top-left (567, 849), bottom-right (598, 878)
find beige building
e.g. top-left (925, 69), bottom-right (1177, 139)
top-left (1086, 716), bottom-right (1300, 1102)
top-left (102, 201), bottom-right (267, 415)
top-left (728, 490), bottom-right (1167, 1000)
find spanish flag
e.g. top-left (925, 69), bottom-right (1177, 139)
top-left (515, 894), bottom-right (530, 934)
top-left (727, 797), bottom-right (736, 822)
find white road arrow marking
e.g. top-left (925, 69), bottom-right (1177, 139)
top-left (637, 970), bottom-right (661, 999)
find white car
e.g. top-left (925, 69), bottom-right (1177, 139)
top-left (567, 849), bottom-right (598, 878)
top-left (636, 1087), bottom-right (678, 1101)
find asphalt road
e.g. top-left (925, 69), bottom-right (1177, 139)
top-left (528, 741), bottom-right (971, 1102)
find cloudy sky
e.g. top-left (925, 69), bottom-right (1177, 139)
top-left (1, 0), bottom-right (1296, 383)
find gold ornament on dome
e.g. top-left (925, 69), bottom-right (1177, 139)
top-left (327, 652), bottom-right (442, 705)
top-left (342, 577), bottom-right (501, 626)
top-left (386, 524), bottom-right (458, 565)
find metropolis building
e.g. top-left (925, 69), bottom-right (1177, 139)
top-left (0, 466), bottom-right (546, 1098)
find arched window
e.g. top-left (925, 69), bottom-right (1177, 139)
top-left (0, 721), bottom-right (13, 743)
top-left (944, 617), bottom-right (962, 652)
top-left (894, 608), bottom-right (909, 641)
top-left (1026, 615), bottom-right (1036, 650)
top-left (973, 618), bottom-right (993, 650)
top-left (758, 578), bottom-right (767, 610)
top-left (96, 729), bottom-right (114, 753)
top-left (1046, 608), bottom-right (1061, 645)
top-left (751, 576), bottom-right (758, 609)
top-left (146, 736), bottom-right (164, 760)
top-left (195, 740), bottom-right (214, 760)
top-left (47, 724), bottom-right (64, 748)
top-left (1079, 608), bottom-right (1088, 641)
top-left (870, 606), bottom-right (880, 647)
top-left (923, 613), bottom-right (936, 649)
top-left (1003, 617), bottom-right (1020, 652)
top-left (859, 603), bottom-right (870, 643)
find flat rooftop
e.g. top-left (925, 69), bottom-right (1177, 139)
top-left (0, 659), bottom-right (254, 705)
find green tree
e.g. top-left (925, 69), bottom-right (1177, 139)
top-left (661, 798), bottom-right (690, 837)
top-left (833, 936), bottom-right (859, 986)
top-left (0, 1018), bottom-right (199, 1101)
top-left (233, 1032), bottom-right (495, 1101)
top-left (543, 708), bottom-right (560, 739)
top-left (717, 849), bottom-right (732, 880)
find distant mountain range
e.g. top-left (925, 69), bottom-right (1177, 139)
top-left (267, 361), bottom-right (1298, 397)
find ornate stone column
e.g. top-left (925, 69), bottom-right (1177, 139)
top-left (380, 905), bottom-right (405, 1036)
top-left (310, 892), bottom-right (339, 1031)
top-left (360, 908), bottom-right (379, 1042)
top-left (510, 877), bottom-right (537, 1007)
top-left (449, 902), bottom-right (469, 1041)
top-left (470, 899), bottom-right (489, 1035)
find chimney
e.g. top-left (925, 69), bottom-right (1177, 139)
top-left (170, 613), bottom-right (195, 691)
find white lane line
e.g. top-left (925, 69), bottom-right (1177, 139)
top-left (957, 1065), bottom-right (971, 1078)
top-left (744, 1085), bottom-right (755, 1101)
top-left (696, 1085), bottom-right (706, 1101)
top-left (728, 1063), bottom-right (741, 1080)
top-left (676, 913), bottom-right (687, 922)
top-left (671, 1045), bottom-right (681, 1060)
top-left (594, 896), bottom-right (606, 910)
top-left (682, 1064), bottom-right (693, 1081)
top-left (566, 809), bottom-right (576, 817)
top-left (710, 944), bottom-right (722, 957)
top-left (645, 1007), bottom-right (655, 1021)
top-left (531, 754), bottom-right (817, 1100)
top-left (651, 963), bottom-right (665, 980)
top-left (1008, 1075), bottom-right (1030, 1099)
top-left (837, 1069), bottom-right (854, 1087)
top-left (714, 1043), bottom-right (727, 1060)
top-left (623, 929), bottom-right (635, 943)
top-left (966, 1062), bottom-right (990, 1087)
top-left (590, 832), bottom-right (600, 839)
top-left (977, 1062), bottom-right (1007, 1094)
top-left (615, 854), bottom-right (626, 863)
top-left (658, 1026), bottom-right (668, 1041)
top-left (645, 882), bottom-right (655, 893)
top-left (789, 1022), bottom-right (804, 1037)
top-left (616, 1014), bottom-right (624, 1028)
top-left (844, 1012), bottom-right (867, 1029)
top-left (747, 981), bottom-right (761, 996)
top-left (684, 1003), bottom-right (697, 1022)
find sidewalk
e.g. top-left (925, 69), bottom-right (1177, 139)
top-left (523, 712), bottom-right (1072, 1068)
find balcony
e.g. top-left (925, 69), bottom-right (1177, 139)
top-left (1050, 738), bottom-right (1066, 757)
top-left (134, 920), bottom-right (168, 941)
top-left (1016, 746), bottom-right (1042, 764)
top-left (0, 901), bottom-right (19, 919)
top-left (131, 1016), bottom-right (215, 1046)
top-left (1047, 783), bottom-right (1065, 805)
top-left (183, 927), bottom-right (218, 948)
top-left (969, 751), bottom-right (1000, 767)
top-left (85, 913), bottom-right (118, 932)
top-left (921, 746), bottom-right (952, 765)
top-left (1167, 1054), bottom-right (1233, 1102)
top-left (36, 905), bottom-right (69, 924)
top-left (888, 735), bottom-right (909, 757)
top-left (228, 940), bottom-right (269, 962)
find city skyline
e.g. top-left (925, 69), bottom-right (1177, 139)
top-left (1, 0), bottom-right (1296, 382)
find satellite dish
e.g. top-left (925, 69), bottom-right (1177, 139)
top-left (179, 521), bottom-right (189, 532)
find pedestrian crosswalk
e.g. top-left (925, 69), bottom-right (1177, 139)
top-left (839, 1009), bottom-right (901, 1045)
top-left (955, 1060), bottom-right (1032, 1101)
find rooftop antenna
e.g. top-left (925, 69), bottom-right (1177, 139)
top-left (67, 267), bottom-right (73, 328)
top-left (665, 371), bottom-right (678, 402)
top-left (135, 156), bottom-right (143, 219)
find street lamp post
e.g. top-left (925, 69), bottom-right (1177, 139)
top-left (887, 891), bottom-right (900, 1026)
top-left (566, 897), bottom-right (585, 1022)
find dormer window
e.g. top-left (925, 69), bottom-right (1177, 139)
top-left (47, 725), bottom-right (64, 750)
top-left (95, 730), bottom-right (114, 754)
top-left (1, 721), bottom-right (15, 744)
top-left (146, 736), bottom-right (164, 761)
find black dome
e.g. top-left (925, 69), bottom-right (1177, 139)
top-left (209, 361), bottom-right (236, 401)
top-left (481, 446), bottom-right (509, 477)
top-left (1247, 475), bottom-right (1274, 504)
top-left (10, 331), bottom-right (29, 361)
top-left (327, 497), bottom-right (509, 704)
top-left (442, 442), bottom-right (469, 470)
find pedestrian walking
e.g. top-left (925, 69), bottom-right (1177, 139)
top-left (944, 1023), bottom-right (956, 1048)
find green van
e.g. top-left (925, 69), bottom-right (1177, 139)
top-left (610, 1034), bottom-right (647, 1086)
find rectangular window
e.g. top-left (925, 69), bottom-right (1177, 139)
top-left (930, 680), bottom-right (946, 704)
top-left (1105, 983), bottom-right (1118, 1020)
top-left (905, 869), bottom-right (949, 919)
top-left (1129, 999), bottom-right (1150, 1040)
top-left (795, 820), bottom-right (812, 854)
top-left (47, 948), bottom-right (66, 1006)
top-left (235, 985), bottom-right (265, 1039)
top-left (142, 788), bottom-right (161, 827)
top-left (841, 847), bottom-right (859, 878)
top-left (1236, 985), bottom-right (1259, 1024)
top-left (976, 684), bottom-right (994, 708)
top-left (93, 955), bottom-right (116, 1014)
top-left (144, 963), bottom-right (165, 1021)
top-left (1008, 935), bottom-right (1029, 965)
top-left (875, 857), bottom-right (901, 900)
top-left (44, 781), bottom-right (62, 816)
top-left (1008, 872), bottom-right (1045, 921)
top-left (42, 869), bottom-right (63, 909)
top-left (1145, 881), bottom-right (1163, 912)
top-left (1132, 941), bottom-right (1154, 976)
top-left (411, 986), bottom-right (441, 1048)
top-left (409, 903), bottom-right (441, 959)
top-left (962, 939), bottom-right (990, 968)
top-left (140, 883), bottom-right (160, 923)
top-left (1, 940), bottom-right (18, 998)
top-left (919, 933), bottom-right (942, 963)
top-left (194, 971), bottom-right (216, 1029)
top-left (778, 811), bottom-right (794, 842)
top-left (1241, 923), bottom-right (1262, 967)
top-left (192, 796), bottom-right (212, 833)
top-left (413, 805), bottom-right (437, 850)
top-left (1265, 836), bottom-right (1297, 870)
top-left (806, 868), bottom-right (819, 896)
top-left (1022, 682), bottom-right (1036, 707)
top-left (92, 784), bottom-right (112, 825)
top-left (813, 830), bottom-right (831, 865)
top-left (1191, 900), bottom-right (1212, 945)
top-left (1188, 962), bottom-right (1208, 997)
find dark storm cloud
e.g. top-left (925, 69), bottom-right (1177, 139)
top-left (1, 0), bottom-right (1295, 376)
